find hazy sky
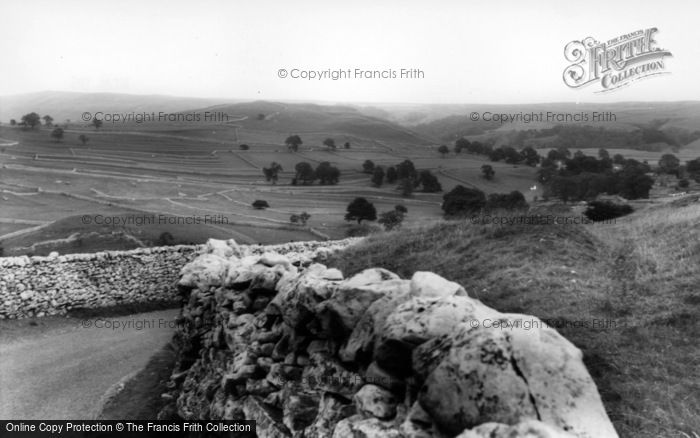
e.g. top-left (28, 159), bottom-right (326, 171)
top-left (1, 0), bottom-right (698, 104)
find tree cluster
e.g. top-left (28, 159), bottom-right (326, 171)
top-left (539, 151), bottom-right (654, 201)
top-left (366, 159), bottom-right (441, 195)
top-left (290, 161), bottom-right (340, 185)
top-left (441, 185), bottom-right (528, 216)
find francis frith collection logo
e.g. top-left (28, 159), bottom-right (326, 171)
top-left (563, 28), bottom-right (672, 92)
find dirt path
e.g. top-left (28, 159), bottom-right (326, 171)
top-left (0, 309), bottom-right (179, 419)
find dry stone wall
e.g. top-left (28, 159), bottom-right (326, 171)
top-left (0, 239), bottom-right (359, 319)
top-left (161, 239), bottom-right (619, 438)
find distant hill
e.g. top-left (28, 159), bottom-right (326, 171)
top-left (195, 101), bottom-right (434, 146)
top-left (0, 92), bottom-right (434, 148)
top-left (0, 91), bottom-right (232, 124)
top-left (377, 101), bottom-right (700, 151)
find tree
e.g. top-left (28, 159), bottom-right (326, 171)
top-left (687, 158), bottom-right (700, 181)
top-left (263, 162), bottom-right (283, 184)
top-left (371, 166), bottom-right (385, 187)
top-left (252, 200), bottom-right (270, 209)
top-left (21, 112), bottom-right (41, 129)
top-left (598, 148), bottom-right (610, 160)
top-left (386, 166), bottom-right (398, 184)
top-left (157, 231), bottom-right (175, 246)
top-left (290, 212), bottom-right (311, 225)
top-left (438, 145), bottom-right (450, 157)
top-left (239, 144), bottom-right (250, 150)
top-left (92, 118), bottom-right (103, 130)
top-left (43, 115), bottom-right (54, 127)
top-left (442, 185), bottom-right (486, 216)
top-left (344, 142), bottom-right (351, 149)
top-left (612, 153), bottom-right (625, 165)
top-left (394, 204), bottom-right (407, 214)
top-left (481, 164), bottom-right (495, 180)
top-left (323, 138), bottom-right (336, 150)
top-left (616, 169), bottom-right (653, 200)
top-left (378, 210), bottom-right (405, 231)
top-left (285, 134), bottom-right (303, 152)
top-left (418, 170), bottom-right (442, 192)
top-left (257, 113), bottom-right (266, 120)
top-left (10, 119), bottom-right (16, 126)
top-left (503, 146), bottom-right (522, 164)
top-left (547, 147), bottom-right (571, 161)
top-left (362, 160), bottom-right (375, 174)
top-left (658, 153), bottom-right (680, 175)
top-left (399, 178), bottom-right (414, 197)
top-left (294, 162), bottom-right (316, 184)
top-left (345, 197), bottom-right (377, 224)
top-left (520, 146), bottom-right (540, 166)
top-left (78, 134), bottom-right (89, 145)
top-left (455, 138), bottom-right (470, 154)
top-left (396, 160), bottom-right (417, 181)
top-left (537, 159), bottom-right (557, 184)
top-left (678, 178), bottom-right (690, 189)
top-left (50, 127), bottom-right (64, 142)
top-left (316, 161), bottom-right (340, 185)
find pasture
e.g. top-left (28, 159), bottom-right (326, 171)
top-left (1, 100), bottom-right (698, 256)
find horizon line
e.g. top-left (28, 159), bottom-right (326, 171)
top-left (2, 90), bottom-right (700, 107)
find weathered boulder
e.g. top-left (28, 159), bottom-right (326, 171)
top-left (179, 253), bottom-right (229, 289)
top-left (418, 323), bottom-right (538, 435)
top-left (338, 280), bottom-right (412, 363)
top-left (301, 353), bottom-right (364, 398)
top-left (410, 271), bottom-right (467, 298)
top-left (343, 268), bottom-right (400, 288)
top-left (204, 238), bottom-right (243, 258)
top-left (353, 384), bottom-right (397, 420)
top-left (304, 393), bottom-right (356, 438)
top-left (332, 415), bottom-right (402, 438)
top-left (242, 396), bottom-right (290, 438)
top-left (419, 318), bottom-right (618, 438)
top-left (375, 295), bottom-right (497, 375)
top-left (268, 266), bottom-right (338, 330)
top-left (281, 390), bottom-right (320, 433)
top-left (455, 419), bottom-right (577, 438)
top-left (315, 277), bottom-right (409, 339)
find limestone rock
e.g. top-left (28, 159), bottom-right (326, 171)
top-left (332, 415), bottom-right (402, 438)
top-left (353, 384), bottom-right (397, 420)
top-left (301, 353), bottom-right (364, 398)
top-left (260, 252), bottom-right (294, 271)
top-left (203, 238), bottom-right (242, 258)
top-left (242, 396), bottom-right (291, 438)
top-left (375, 295), bottom-right (497, 376)
top-left (499, 313), bottom-right (619, 438)
top-left (455, 420), bottom-right (577, 438)
top-left (179, 253), bottom-right (229, 289)
top-left (282, 391), bottom-right (320, 432)
top-left (419, 324), bottom-right (537, 434)
top-left (419, 320), bottom-right (618, 438)
top-left (410, 271), bottom-right (467, 298)
top-left (343, 268), bottom-right (400, 288)
top-left (304, 392), bottom-right (356, 438)
top-left (338, 280), bottom-right (412, 363)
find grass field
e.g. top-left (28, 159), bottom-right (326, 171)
top-left (2, 110), bottom-right (698, 257)
top-left (0, 107), bottom-right (442, 255)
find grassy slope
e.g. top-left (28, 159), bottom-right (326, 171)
top-left (325, 201), bottom-right (700, 438)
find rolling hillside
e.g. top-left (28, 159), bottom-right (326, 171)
top-left (325, 197), bottom-right (700, 438)
top-left (0, 91), bottom-right (232, 125)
